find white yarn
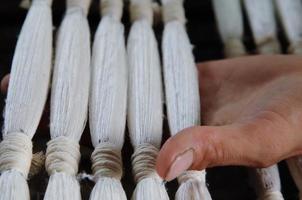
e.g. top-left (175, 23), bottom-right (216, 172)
top-left (275, 0), bottom-right (302, 55)
top-left (243, 0), bottom-right (281, 54)
top-left (0, 0), bottom-right (53, 199)
top-left (212, 0), bottom-right (246, 57)
top-left (89, 0), bottom-right (127, 199)
top-left (44, 0), bottom-right (91, 199)
top-left (127, 0), bottom-right (169, 199)
top-left (161, 0), bottom-right (211, 199)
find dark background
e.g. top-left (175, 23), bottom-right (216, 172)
top-left (0, 0), bottom-right (299, 199)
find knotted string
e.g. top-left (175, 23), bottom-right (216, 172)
top-left (0, 132), bottom-right (32, 177)
top-left (130, 0), bottom-right (153, 24)
top-left (45, 136), bottom-right (80, 176)
top-left (132, 144), bottom-right (161, 183)
top-left (178, 170), bottom-right (206, 184)
top-left (67, 0), bottom-right (91, 15)
top-left (101, 0), bottom-right (123, 21)
top-left (162, 0), bottom-right (186, 24)
top-left (91, 143), bottom-right (123, 180)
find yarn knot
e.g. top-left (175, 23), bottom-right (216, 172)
top-left (91, 143), bottom-right (123, 180)
top-left (45, 136), bottom-right (80, 175)
top-left (288, 41), bottom-right (302, 55)
top-left (162, 0), bottom-right (186, 24)
top-left (178, 170), bottom-right (206, 184)
top-left (0, 132), bottom-right (32, 177)
top-left (257, 36), bottom-right (280, 54)
top-left (132, 144), bottom-right (161, 183)
top-left (101, 0), bottom-right (123, 21)
top-left (67, 0), bottom-right (91, 15)
top-left (130, 0), bottom-right (153, 24)
top-left (224, 38), bottom-right (246, 58)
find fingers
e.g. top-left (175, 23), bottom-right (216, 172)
top-left (1, 74), bottom-right (10, 94)
top-left (156, 117), bottom-right (300, 181)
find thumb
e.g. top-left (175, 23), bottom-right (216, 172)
top-left (156, 123), bottom-right (288, 181)
top-left (1, 74), bottom-right (10, 94)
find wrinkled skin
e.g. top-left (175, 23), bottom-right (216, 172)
top-left (2, 55), bottom-right (302, 181)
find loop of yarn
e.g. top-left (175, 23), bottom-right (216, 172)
top-left (178, 170), bottom-right (206, 184)
top-left (91, 143), bottom-right (123, 180)
top-left (257, 36), bottom-right (281, 54)
top-left (101, 0), bottom-right (123, 21)
top-left (45, 136), bottom-right (80, 176)
top-left (132, 144), bottom-right (161, 183)
top-left (162, 0), bottom-right (186, 24)
top-left (224, 38), bottom-right (246, 57)
top-left (288, 41), bottom-right (302, 55)
top-left (130, 0), bottom-right (153, 24)
top-left (67, 0), bottom-right (91, 15)
top-left (0, 132), bottom-right (32, 177)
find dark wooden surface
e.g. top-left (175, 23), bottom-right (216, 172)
top-left (0, 0), bottom-right (299, 199)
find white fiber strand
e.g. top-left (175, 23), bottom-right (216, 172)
top-left (212, 0), bottom-right (245, 57)
top-left (89, 0), bottom-right (127, 199)
top-left (161, 0), bottom-right (212, 199)
top-left (127, 0), bottom-right (169, 199)
top-left (43, 0), bottom-right (91, 199)
top-left (275, 0), bottom-right (302, 54)
top-left (0, 0), bottom-right (53, 199)
top-left (243, 0), bottom-right (280, 54)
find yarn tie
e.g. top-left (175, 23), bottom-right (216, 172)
top-left (45, 136), bottom-right (80, 176)
top-left (224, 38), bottom-right (246, 57)
top-left (162, 0), bottom-right (186, 24)
top-left (178, 170), bottom-right (206, 184)
top-left (288, 41), bottom-right (302, 55)
top-left (0, 132), bottom-right (32, 177)
top-left (130, 0), bottom-right (153, 24)
top-left (257, 36), bottom-right (280, 54)
top-left (67, 0), bottom-right (91, 15)
top-left (101, 0), bottom-right (123, 21)
top-left (91, 143), bottom-right (123, 180)
top-left (132, 144), bottom-right (161, 183)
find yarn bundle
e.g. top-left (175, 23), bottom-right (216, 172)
top-left (89, 0), bottom-right (127, 199)
top-left (161, 0), bottom-right (212, 199)
top-left (127, 0), bottom-right (169, 199)
top-left (0, 0), bottom-right (53, 199)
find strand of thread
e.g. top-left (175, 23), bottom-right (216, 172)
top-left (288, 41), bottom-right (302, 55)
top-left (67, 0), bottom-right (91, 15)
top-left (130, 0), bottom-right (153, 24)
top-left (45, 136), bottom-right (80, 176)
top-left (257, 36), bottom-right (280, 54)
top-left (178, 170), bottom-right (206, 184)
top-left (91, 143), bottom-right (123, 180)
top-left (101, 0), bottom-right (123, 21)
top-left (32, 0), bottom-right (53, 7)
top-left (224, 38), bottom-right (246, 58)
top-left (260, 191), bottom-right (284, 200)
top-left (132, 144), bottom-right (161, 183)
top-left (162, 0), bottom-right (186, 24)
top-left (0, 132), bottom-right (32, 177)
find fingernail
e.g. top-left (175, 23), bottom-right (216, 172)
top-left (165, 148), bottom-right (194, 181)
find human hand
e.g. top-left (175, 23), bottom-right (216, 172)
top-left (156, 55), bottom-right (302, 181)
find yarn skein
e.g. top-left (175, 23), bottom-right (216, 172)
top-left (43, 0), bottom-right (91, 199)
top-left (0, 0), bottom-right (53, 199)
top-left (127, 0), bottom-right (170, 199)
top-left (212, 0), bottom-right (246, 57)
top-left (89, 0), bottom-right (127, 199)
top-left (161, 0), bottom-right (212, 199)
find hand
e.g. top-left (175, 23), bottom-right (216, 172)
top-left (156, 55), bottom-right (302, 181)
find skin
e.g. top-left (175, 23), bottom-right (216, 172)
top-left (2, 55), bottom-right (302, 181)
